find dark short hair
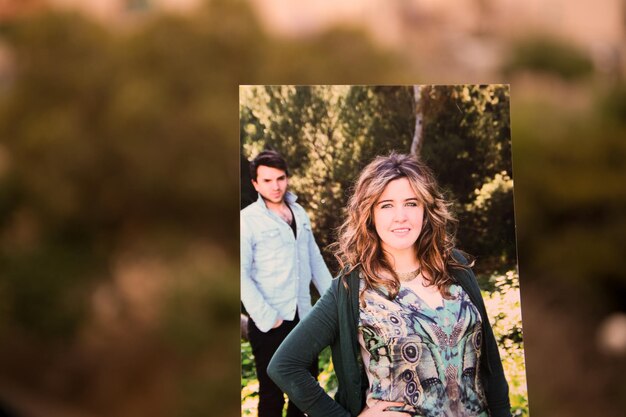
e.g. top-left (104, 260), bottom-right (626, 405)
top-left (250, 150), bottom-right (289, 181)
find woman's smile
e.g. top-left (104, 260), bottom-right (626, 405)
top-left (373, 177), bottom-right (424, 258)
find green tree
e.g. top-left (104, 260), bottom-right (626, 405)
top-left (419, 85), bottom-right (515, 272)
top-left (502, 35), bottom-right (594, 81)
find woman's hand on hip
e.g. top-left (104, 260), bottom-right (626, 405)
top-left (357, 400), bottom-right (409, 416)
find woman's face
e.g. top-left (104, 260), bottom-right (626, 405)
top-left (373, 177), bottom-right (424, 260)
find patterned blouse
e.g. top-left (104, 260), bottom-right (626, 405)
top-left (358, 279), bottom-right (489, 417)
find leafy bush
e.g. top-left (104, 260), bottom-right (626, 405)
top-left (317, 347), bottom-right (337, 396)
top-left (482, 270), bottom-right (529, 417)
top-left (503, 36), bottom-right (594, 80)
top-left (241, 340), bottom-right (259, 416)
top-left (599, 82), bottom-right (626, 125)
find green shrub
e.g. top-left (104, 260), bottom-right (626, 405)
top-left (503, 36), bottom-right (594, 80)
top-left (483, 270), bottom-right (529, 416)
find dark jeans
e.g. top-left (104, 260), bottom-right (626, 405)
top-left (248, 313), bottom-right (318, 417)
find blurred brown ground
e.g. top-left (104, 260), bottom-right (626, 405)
top-left (0, 0), bottom-right (625, 416)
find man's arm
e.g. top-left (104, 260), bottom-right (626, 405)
top-left (241, 214), bottom-right (280, 332)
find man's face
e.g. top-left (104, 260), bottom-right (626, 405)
top-left (252, 165), bottom-right (288, 205)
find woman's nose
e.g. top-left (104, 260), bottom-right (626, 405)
top-left (394, 207), bottom-right (408, 221)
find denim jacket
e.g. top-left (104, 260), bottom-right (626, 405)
top-left (241, 192), bottom-right (332, 332)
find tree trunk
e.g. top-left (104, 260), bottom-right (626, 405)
top-left (410, 85), bottom-right (423, 156)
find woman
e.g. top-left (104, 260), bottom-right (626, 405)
top-left (267, 153), bottom-right (511, 417)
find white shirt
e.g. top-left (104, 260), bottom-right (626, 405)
top-left (241, 192), bottom-right (332, 332)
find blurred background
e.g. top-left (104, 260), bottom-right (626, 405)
top-left (0, 0), bottom-right (625, 417)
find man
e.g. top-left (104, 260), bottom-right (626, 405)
top-left (241, 150), bottom-right (332, 417)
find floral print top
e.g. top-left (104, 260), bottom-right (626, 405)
top-left (358, 280), bottom-right (489, 417)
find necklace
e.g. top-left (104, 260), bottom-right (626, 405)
top-left (395, 267), bottom-right (421, 282)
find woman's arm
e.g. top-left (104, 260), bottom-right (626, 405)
top-left (267, 281), bottom-right (352, 417)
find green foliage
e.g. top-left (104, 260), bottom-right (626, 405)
top-left (421, 85), bottom-right (512, 203)
top-left (464, 171), bottom-right (516, 272)
top-left (0, 242), bottom-right (104, 339)
top-left (241, 340), bottom-right (259, 416)
top-left (241, 340), bottom-right (256, 387)
top-left (159, 261), bottom-right (240, 356)
top-left (503, 35), bottom-right (594, 80)
top-left (511, 94), bottom-right (626, 313)
top-left (177, 370), bottom-right (239, 417)
top-left (483, 270), bottom-right (528, 416)
top-left (0, 6), bottom-right (251, 340)
top-left (420, 85), bottom-right (516, 272)
top-left (598, 82), bottom-right (626, 126)
top-left (317, 346), bottom-right (338, 396)
top-left (257, 27), bottom-right (407, 85)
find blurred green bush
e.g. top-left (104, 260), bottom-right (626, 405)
top-left (482, 270), bottom-right (527, 417)
top-left (503, 35), bottom-right (594, 80)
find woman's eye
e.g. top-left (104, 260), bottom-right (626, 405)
top-left (380, 204), bottom-right (392, 209)
top-left (406, 202), bottom-right (418, 207)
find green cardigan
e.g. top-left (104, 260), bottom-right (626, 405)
top-left (268, 255), bottom-right (512, 417)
